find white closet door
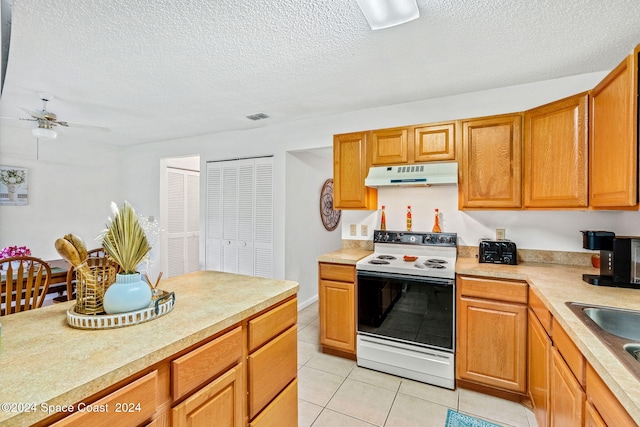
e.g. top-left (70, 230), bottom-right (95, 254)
top-left (205, 157), bottom-right (273, 277)
top-left (254, 157), bottom-right (273, 278)
top-left (205, 164), bottom-right (222, 271)
top-left (167, 168), bottom-right (200, 277)
top-left (167, 170), bottom-right (185, 277)
top-left (222, 164), bottom-right (239, 273)
top-left (237, 159), bottom-right (255, 275)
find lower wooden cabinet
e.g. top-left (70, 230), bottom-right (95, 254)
top-left (585, 400), bottom-right (607, 427)
top-left (586, 363), bottom-right (637, 427)
top-left (249, 378), bottom-right (298, 427)
top-left (456, 276), bottom-right (528, 394)
top-left (550, 348), bottom-right (585, 427)
top-left (319, 263), bottom-right (356, 356)
top-left (43, 297), bottom-right (299, 427)
top-left (528, 309), bottom-right (551, 427)
top-left (172, 364), bottom-right (244, 427)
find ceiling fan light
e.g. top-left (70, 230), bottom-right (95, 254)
top-left (356, 0), bottom-right (419, 30)
top-left (32, 127), bottom-right (57, 139)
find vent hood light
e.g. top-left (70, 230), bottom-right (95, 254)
top-left (365, 162), bottom-right (458, 187)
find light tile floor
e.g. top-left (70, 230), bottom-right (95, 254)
top-left (297, 302), bottom-right (539, 427)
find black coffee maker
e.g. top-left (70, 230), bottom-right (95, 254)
top-left (581, 230), bottom-right (615, 286)
top-left (581, 231), bottom-right (640, 288)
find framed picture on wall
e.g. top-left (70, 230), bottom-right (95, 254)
top-left (0, 166), bottom-right (28, 206)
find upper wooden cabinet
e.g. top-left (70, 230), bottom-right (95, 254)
top-left (589, 47), bottom-right (639, 208)
top-left (371, 127), bottom-right (410, 165)
top-left (414, 122), bottom-right (456, 162)
top-left (523, 93), bottom-right (589, 208)
top-left (369, 122), bottom-right (457, 166)
top-left (333, 132), bottom-right (377, 210)
top-left (459, 114), bottom-right (523, 209)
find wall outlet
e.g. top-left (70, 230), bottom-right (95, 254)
top-left (361, 224), bottom-right (368, 236)
top-left (350, 224), bottom-right (357, 236)
top-left (496, 228), bottom-right (506, 240)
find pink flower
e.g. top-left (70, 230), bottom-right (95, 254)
top-left (0, 245), bottom-right (31, 259)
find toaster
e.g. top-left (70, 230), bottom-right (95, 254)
top-left (479, 240), bottom-right (518, 265)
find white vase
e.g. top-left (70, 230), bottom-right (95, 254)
top-left (103, 272), bottom-right (152, 314)
top-left (6, 183), bottom-right (18, 201)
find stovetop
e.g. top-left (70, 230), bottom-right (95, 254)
top-left (356, 230), bottom-right (457, 279)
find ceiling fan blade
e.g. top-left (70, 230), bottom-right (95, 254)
top-left (20, 107), bottom-right (46, 120)
top-left (61, 120), bottom-right (111, 132)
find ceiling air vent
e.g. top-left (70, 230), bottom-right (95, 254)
top-left (246, 113), bottom-right (270, 121)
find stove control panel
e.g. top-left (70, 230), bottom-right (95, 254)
top-left (373, 230), bottom-right (457, 247)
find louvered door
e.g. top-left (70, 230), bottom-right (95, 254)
top-left (206, 157), bottom-right (273, 277)
top-left (167, 167), bottom-right (200, 277)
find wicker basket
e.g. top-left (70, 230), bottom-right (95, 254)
top-left (74, 262), bottom-right (116, 315)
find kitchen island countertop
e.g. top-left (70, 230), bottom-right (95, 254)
top-left (0, 270), bottom-right (298, 426)
top-left (456, 257), bottom-right (640, 423)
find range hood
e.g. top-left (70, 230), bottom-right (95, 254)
top-left (365, 162), bottom-right (458, 187)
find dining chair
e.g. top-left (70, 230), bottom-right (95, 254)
top-left (64, 248), bottom-right (118, 301)
top-left (1, 256), bottom-right (52, 316)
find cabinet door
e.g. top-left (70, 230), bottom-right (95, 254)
top-left (524, 93), bottom-right (588, 208)
top-left (319, 278), bottom-right (355, 354)
top-left (589, 50), bottom-right (638, 208)
top-left (584, 401), bottom-right (607, 427)
top-left (528, 309), bottom-right (551, 427)
top-left (457, 296), bottom-right (527, 392)
top-left (550, 349), bottom-right (584, 427)
top-left (172, 364), bottom-right (244, 427)
top-left (371, 127), bottom-right (410, 165)
top-left (459, 114), bottom-right (522, 208)
top-left (586, 363), bottom-right (637, 427)
top-left (414, 122), bottom-right (456, 162)
top-left (333, 132), bottom-right (378, 209)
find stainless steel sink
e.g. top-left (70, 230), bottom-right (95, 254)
top-left (582, 306), bottom-right (640, 341)
top-left (567, 302), bottom-right (640, 380)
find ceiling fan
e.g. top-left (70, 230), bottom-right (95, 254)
top-left (4, 92), bottom-right (110, 139)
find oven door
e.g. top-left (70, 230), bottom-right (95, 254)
top-left (357, 270), bottom-right (454, 351)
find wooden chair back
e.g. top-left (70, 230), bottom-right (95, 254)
top-left (65, 248), bottom-right (119, 301)
top-left (1, 256), bottom-right (52, 315)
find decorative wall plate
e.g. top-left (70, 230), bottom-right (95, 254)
top-left (320, 178), bottom-right (341, 231)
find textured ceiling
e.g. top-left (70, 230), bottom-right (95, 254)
top-left (1, 0), bottom-right (640, 146)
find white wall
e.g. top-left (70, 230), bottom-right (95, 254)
top-left (0, 125), bottom-right (122, 259)
top-left (3, 69), bottom-right (637, 288)
top-left (285, 148), bottom-right (342, 309)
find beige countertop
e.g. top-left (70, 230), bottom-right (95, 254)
top-left (456, 258), bottom-right (640, 423)
top-left (317, 248), bottom-right (372, 265)
top-left (0, 271), bottom-right (299, 427)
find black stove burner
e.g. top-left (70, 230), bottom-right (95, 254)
top-left (369, 259), bottom-right (390, 265)
top-left (426, 258), bottom-right (447, 264)
top-left (424, 263), bottom-right (446, 269)
top-left (377, 255), bottom-right (397, 260)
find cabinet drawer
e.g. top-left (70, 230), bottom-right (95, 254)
top-left (248, 325), bottom-right (297, 419)
top-left (586, 364), bottom-right (637, 427)
top-left (249, 378), bottom-right (298, 427)
top-left (552, 318), bottom-right (585, 386)
top-left (172, 326), bottom-right (243, 401)
top-left (52, 370), bottom-right (158, 427)
top-left (319, 263), bottom-right (355, 282)
top-left (529, 288), bottom-right (552, 336)
top-left (249, 297), bottom-right (297, 352)
top-left (458, 275), bottom-right (528, 304)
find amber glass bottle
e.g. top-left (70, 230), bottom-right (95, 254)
top-left (406, 206), bottom-right (412, 231)
top-left (432, 208), bottom-right (442, 232)
top-left (380, 206), bottom-right (386, 230)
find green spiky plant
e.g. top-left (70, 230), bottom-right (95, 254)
top-left (101, 201), bottom-right (151, 274)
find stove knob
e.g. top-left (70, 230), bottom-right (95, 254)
top-left (424, 235), bottom-right (432, 243)
top-left (438, 236), bottom-right (447, 243)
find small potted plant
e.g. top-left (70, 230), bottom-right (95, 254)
top-left (100, 201), bottom-right (153, 314)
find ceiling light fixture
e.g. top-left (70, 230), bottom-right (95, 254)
top-left (356, 0), bottom-right (420, 30)
top-left (32, 127), bottom-right (57, 139)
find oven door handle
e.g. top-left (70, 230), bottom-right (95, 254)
top-left (356, 270), bottom-right (454, 286)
